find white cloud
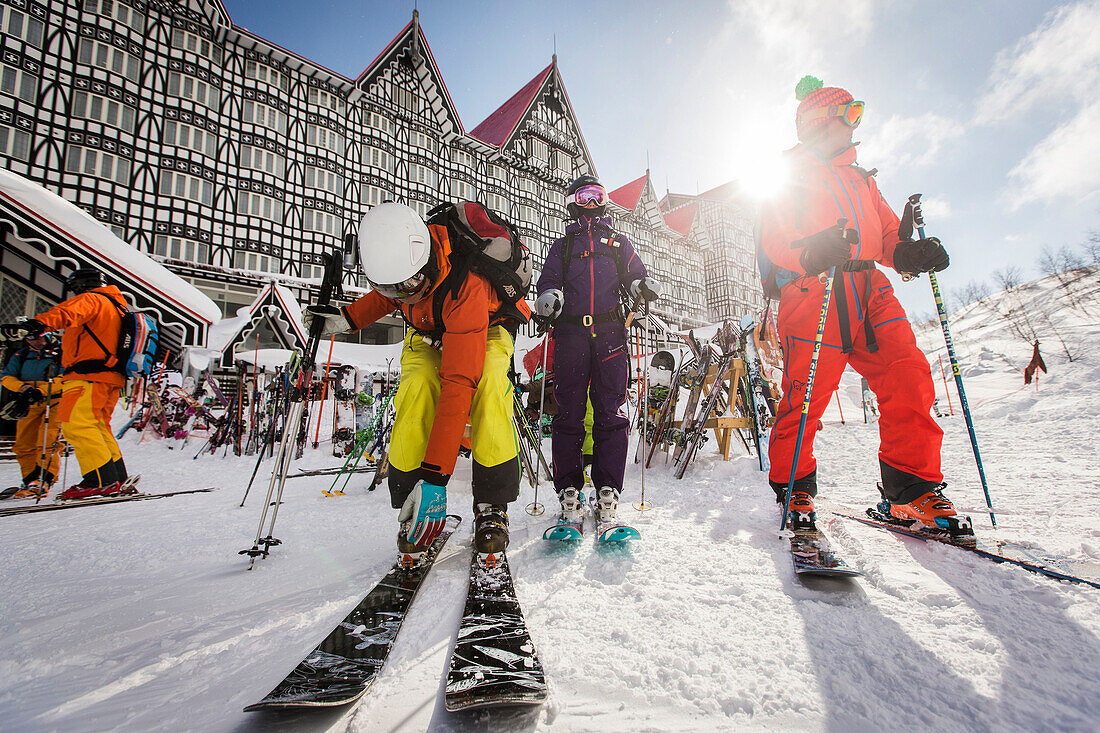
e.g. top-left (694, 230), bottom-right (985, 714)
top-left (858, 113), bottom-right (965, 170)
top-left (973, 1), bottom-right (1100, 207)
top-left (975, 0), bottom-right (1100, 124)
top-left (731, 0), bottom-right (875, 65)
top-left (1007, 100), bottom-right (1100, 208)
top-left (918, 195), bottom-right (954, 221)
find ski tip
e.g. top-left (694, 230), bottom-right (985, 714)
top-left (543, 525), bottom-right (583, 541)
top-left (597, 526), bottom-right (640, 543)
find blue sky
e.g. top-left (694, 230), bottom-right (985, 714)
top-left (225, 0), bottom-right (1099, 315)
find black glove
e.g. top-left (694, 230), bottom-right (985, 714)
top-left (796, 224), bottom-right (854, 277)
top-left (19, 386), bottom-right (45, 404)
top-left (0, 319), bottom-right (45, 342)
top-left (894, 237), bottom-right (949, 274)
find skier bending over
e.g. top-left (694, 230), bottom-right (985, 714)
top-left (303, 202), bottom-right (530, 568)
top-left (533, 174), bottom-right (661, 525)
top-left (756, 76), bottom-right (961, 532)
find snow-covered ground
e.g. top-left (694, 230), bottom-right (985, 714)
top-left (1, 271), bottom-right (1098, 732)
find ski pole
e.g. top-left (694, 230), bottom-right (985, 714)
top-left (937, 354), bottom-right (954, 416)
top-left (908, 193), bottom-right (995, 527)
top-left (781, 219), bottom-right (846, 531)
top-left (312, 335), bottom-right (335, 449)
top-left (635, 299), bottom-right (652, 511)
top-left (834, 392), bottom-right (845, 425)
top-left (525, 333), bottom-right (551, 516)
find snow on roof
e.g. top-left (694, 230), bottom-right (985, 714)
top-left (0, 168), bottom-right (220, 325)
top-left (608, 173), bottom-right (649, 212)
top-left (663, 203), bottom-right (698, 237)
top-left (469, 64), bottom-right (553, 148)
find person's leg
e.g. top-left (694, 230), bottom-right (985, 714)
top-left (57, 380), bottom-right (115, 487)
top-left (469, 326), bottom-right (520, 507)
top-left (550, 325), bottom-right (592, 492)
top-left (588, 324), bottom-right (630, 492)
top-left (12, 400), bottom-right (44, 482)
top-left (387, 331), bottom-right (442, 509)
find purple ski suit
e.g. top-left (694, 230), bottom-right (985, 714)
top-left (536, 214), bottom-right (648, 493)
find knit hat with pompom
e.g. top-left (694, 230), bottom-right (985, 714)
top-left (794, 75), bottom-right (854, 141)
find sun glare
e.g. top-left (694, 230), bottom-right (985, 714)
top-left (739, 152), bottom-right (789, 202)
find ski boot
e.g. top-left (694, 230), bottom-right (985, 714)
top-left (786, 491), bottom-right (817, 533)
top-left (594, 487), bottom-right (621, 524)
top-left (12, 479), bottom-right (47, 499)
top-left (474, 503), bottom-right (508, 569)
top-left (882, 484), bottom-right (973, 539)
top-left (397, 519), bottom-right (427, 570)
top-left (559, 487), bottom-right (585, 523)
top-left (57, 481), bottom-right (125, 502)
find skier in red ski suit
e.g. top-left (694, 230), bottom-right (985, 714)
top-left (756, 76), bottom-right (961, 530)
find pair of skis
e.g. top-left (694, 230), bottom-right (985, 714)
top-left (542, 495), bottom-right (641, 543)
top-left (0, 488), bottom-right (215, 517)
top-left (245, 516), bottom-right (547, 714)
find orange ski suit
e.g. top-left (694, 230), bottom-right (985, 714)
top-left (344, 222), bottom-right (531, 508)
top-left (34, 286), bottom-right (128, 485)
top-left (757, 144), bottom-right (943, 503)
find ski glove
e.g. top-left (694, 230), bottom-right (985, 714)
top-left (399, 480), bottom-right (447, 548)
top-left (0, 319), bottom-right (45, 342)
top-left (630, 277), bottom-right (662, 302)
top-left (302, 305), bottom-right (352, 338)
top-left (796, 223), bottom-right (854, 277)
top-left (893, 237), bottom-right (950, 274)
top-left (533, 289), bottom-right (564, 331)
top-left (18, 385), bottom-right (44, 403)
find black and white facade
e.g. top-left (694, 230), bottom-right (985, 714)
top-left (1, 1), bottom-right (757, 341)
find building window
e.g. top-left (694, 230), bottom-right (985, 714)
top-left (73, 90), bottom-right (136, 133)
top-left (171, 28), bottom-right (223, 64)
top-left (517, 176), bottom-right (538, 196)
top-left (159, 170), bottom-right (213, 206)
top-left (452, 149), bottom-right (473, 170)
top-left (167, 72), bottom-right (220, 109)
top-left (308, 87), bottom-right (343, 114)
top-left (410, 163), bottom-right (435, 187)
top-left (164, 120), bottom-right (217, 157)
top-left (242, 100), bottom-right (286, 135)
top-left (0, 64), bottom-right (37, 103)
top-left (236, 191), bottom-right (283, 222)
top-left (486, 164), bottom-right (505, 181)
top-left (3, 6), bottom-right (44, 47)
top-left (154, 235), bottom-right (208, 264)
top-left (552, 149), bottom-right (571, 174)
top-left (0, 126), bottom-right (31, 161)
top-left (518, 205), bottom-right (538, 225)
top-left (486, 193), bottom-right (507, 214)
top-left (65, 145), bottom-right (131, 184)
top-left (528, 138), bottom-right (549, 167)
top-left (450, 179), bottom-right (475, 201)
top-left (410, 200), bottom-right (430, 218)
top-left (364, 185), bottom-right (385, 206)
top-left (233, 250), bottom-right (276, 273)
top-left (303, 209), bottom-right (339, 236)
top-left (84, 0), bottom-right (143, 32)
top-left (78, 38), bottom-right (140, 82)
top-left (240, 145), bottom-right (284, 177)
top-left (365, 146), bottom-right (391, 173)
top-left (411, 130), bottom-right (436, 153)
top-left (306, 124), bottom-right (343, 155)
top-left (367, 112), bottom-right (392, 136)
top-left (245, 60), bottom-right (289, 94)
top-left (394, 85), bottom-right (415, 113)
top-left (304, 166), bottom-right (342, 195)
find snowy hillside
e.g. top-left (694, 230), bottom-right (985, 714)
top-left (1, 271), bottom-right (1099, 732)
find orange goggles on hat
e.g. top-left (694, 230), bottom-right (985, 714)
top-left (799, 100), bottom-right (865, 128)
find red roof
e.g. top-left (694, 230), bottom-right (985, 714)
top-left (663, 203), bottom-right (697, 236)
top-left (469, 64), bottom-right (553, 148)
top-left (608, 173), bottom-right (648, 212)
top-left (698, 180), bottom-right (743, 202)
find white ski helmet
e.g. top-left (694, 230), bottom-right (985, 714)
top-left (358, 203), bottom-right (433, 301)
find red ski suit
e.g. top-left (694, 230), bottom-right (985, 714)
top-left (757, 144), bottom-right (942, 502)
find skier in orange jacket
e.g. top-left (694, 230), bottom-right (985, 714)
top-left (0, 269), bottom-right (135, 500)
top-left (756, 76), bottom-right (961, 532)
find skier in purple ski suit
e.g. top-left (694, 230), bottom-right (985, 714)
top-left (534, 174), bottom-right (661, 524)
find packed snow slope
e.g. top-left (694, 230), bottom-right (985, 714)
top-left (1, 270), bottom-right (1098, 732)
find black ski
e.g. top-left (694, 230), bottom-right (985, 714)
top-left (836, 509), bottom-right (1100, 589)
top-left (245, 515), bottom-right (462, 711)
top-left (0, 488), bottom-right (216, 517)
top-left (444, 547), bottom-right (547, 711)
top-left (789, 528), bottom-right (862, 577)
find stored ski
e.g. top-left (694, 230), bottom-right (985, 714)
top-left (444, 547), bottom-right (547, 712)
top-left (836, 509), bottom-right (1100, 589)
top-left (789, 529), bottom-right (862, 577)
top-left (245, 516), bottom-right (462, 711)
top-left (286, 463), bottom-right (378, 479)
top-left (0, 488), bottom-right (215, 517)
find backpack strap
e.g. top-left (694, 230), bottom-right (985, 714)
top-left (66, 292), bottom-right (127, 375)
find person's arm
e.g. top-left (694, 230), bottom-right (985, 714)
top-left (535, 238), bottom-right (565, 295)
top-left (757, 191), bottom-right (810, 274)
top-left (418, 276), bottom-right (492, 483)
top-left (34, 292), bottom-right (99, 332)
top-left (342, 290), bottom-right (401, 331)
top-left (1, 350), bottom-right (26, 392)
top-left (616, 234), bottom-right (649, 288)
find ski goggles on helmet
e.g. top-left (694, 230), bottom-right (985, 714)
top-left (799, 100), bottom-right (865, 128)
top-left (567, 184), bottom-right (608, 208)
top-left (367, 271), bottom-right (431, 302)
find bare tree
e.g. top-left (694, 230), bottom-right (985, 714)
top-left (1037, 244), bottom-right (1091, 312)
top-left (1084, 231), bottom-right (1100, 266)
top-left (992, 265), bottom-right (1022, 291)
